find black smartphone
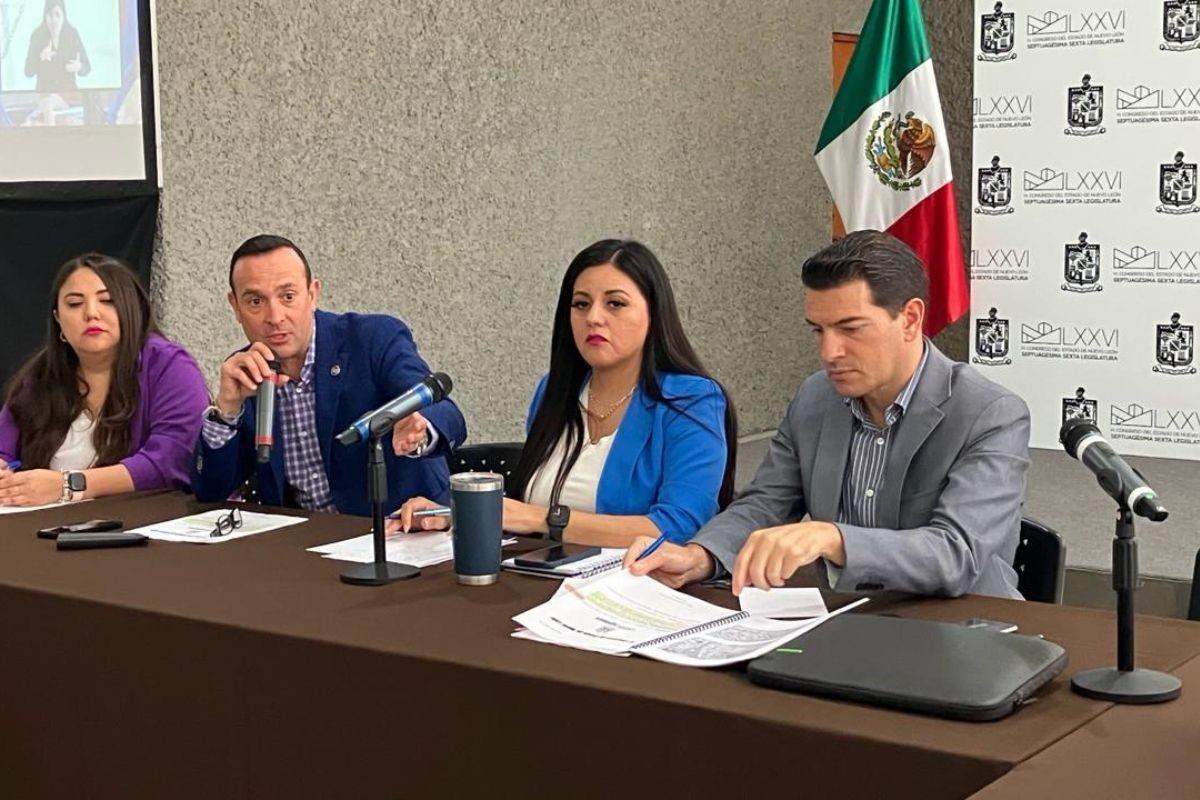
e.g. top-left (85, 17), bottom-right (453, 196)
top-left (56, 532), bottom-right (148, 550)
top-left (514, 544), bottom-right (601, 569)
top-left (37, 519), bottom-right (123, 540)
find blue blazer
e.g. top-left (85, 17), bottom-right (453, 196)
top-left (192, 310), bottom-right (467, 515)
top-left (526, 372), bottom-right (728, 543)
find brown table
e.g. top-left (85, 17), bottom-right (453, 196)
top-left (1, 492), bottom-right (1199, 799)
top-left (970, 652), bottom-right (1200, 799)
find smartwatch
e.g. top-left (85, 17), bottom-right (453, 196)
top-left (547, 504), bottom-right (571, 542)
top-left (60, 470), bottom-right (87, 503)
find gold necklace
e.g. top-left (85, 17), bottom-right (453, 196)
top-left (581, 384), bottom-right (636, 422)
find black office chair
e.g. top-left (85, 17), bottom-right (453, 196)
top-left (1187, 550), bottom-right (1200, 622)
top-left (1014, 516), bottom-right (1066, 604)
top-left (448, 442), bottom-right (524, 483)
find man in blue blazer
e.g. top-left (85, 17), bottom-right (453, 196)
top-left (192, 235), bottom-right (466, 516)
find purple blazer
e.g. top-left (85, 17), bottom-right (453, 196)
top-left (0, 334), bottom-right (210, 491)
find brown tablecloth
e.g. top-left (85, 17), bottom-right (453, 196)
top-left (1, 492), bottom-right (1199, 799)
top-left (970, 652), bottom-right (1200, 799)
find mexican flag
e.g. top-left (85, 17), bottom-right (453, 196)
top-left (815, 0), bottom-right (967, 336)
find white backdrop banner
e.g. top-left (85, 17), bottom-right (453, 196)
top-left (971, 1), bottom-right (1200, 460)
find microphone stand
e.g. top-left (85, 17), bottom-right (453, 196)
top-left (339, 417), bottom-right (420, 586)
top-left (1070, 499), bottom-right (1181, 703)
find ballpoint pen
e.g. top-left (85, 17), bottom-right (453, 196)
top-left (635, 532), bottom-right (669, 562)
top-left (386, 506), bottom-right (451, 520)
top-left (413, 507), bottom-right (452, 518)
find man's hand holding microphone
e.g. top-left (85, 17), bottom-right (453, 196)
top-left (215, 342), bottom-right (287, 417)
top-left (215, 343), bottom-right (284, 463)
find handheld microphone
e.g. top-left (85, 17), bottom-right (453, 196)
top-left (255, 359), bottom-right (282, 463)
top-left (1060, 418), bottom-right (1169, 522)
top-left (337, 372), bottom-right (452, 446)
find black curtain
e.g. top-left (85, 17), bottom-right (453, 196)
top-left (0, 194), bottom-right (158, 386)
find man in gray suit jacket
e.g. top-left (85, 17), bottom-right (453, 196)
top-left (627, 231), bottom-right (1031, 599)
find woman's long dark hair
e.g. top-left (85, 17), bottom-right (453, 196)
top-left (4, 254), bottom-right (157, 469)
top-left (509, 240), bottom-right (738, 510)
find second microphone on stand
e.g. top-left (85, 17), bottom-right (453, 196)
top-left (1059, 417), bottom-right (1168, 521)
top-left (337, 372), bottom-right (453, 446)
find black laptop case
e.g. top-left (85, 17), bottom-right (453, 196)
top-left (747, 614), bottom-right (1068, 721)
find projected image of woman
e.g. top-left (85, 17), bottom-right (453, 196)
top-left (23, 0), bottom-right (90, 124)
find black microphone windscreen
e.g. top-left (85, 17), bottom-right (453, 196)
top-left (427, 372), bottom-right (453, 401)
top-left (1059, 417), bottom-right (1100, 459)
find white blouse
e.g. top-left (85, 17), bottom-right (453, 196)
top-left (524, 382), bottom-right (619, 513)
top-left (49, 412), bottom-right (99, 472)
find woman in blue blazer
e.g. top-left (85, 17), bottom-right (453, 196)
top-left (394, 239), bottom-right (736, 547)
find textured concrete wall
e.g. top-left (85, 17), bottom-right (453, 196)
top-left (152, 0), bottom-right (873, 442)
top-left (156, 1), bottom-right (1200, 581)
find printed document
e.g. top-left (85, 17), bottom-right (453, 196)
top-left (128, 509), bottom-right (307, 543)
top-left (514, 569), bottom-right (731, 655)
top-left (513, 570), bottom-right (866, 666)
top-left (0, 500), bottom-right (92, 515)
top-left (634, 614), bottom-right (828, 668)
top-left (738, 587), bottom-right (828, 618)
top-left (310, 530), bottom-right (517, 568)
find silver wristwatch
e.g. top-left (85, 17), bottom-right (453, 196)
top-left (409, 428), bottom-right (434, 458)
top-left (204, 404), bottom-right (242, 429)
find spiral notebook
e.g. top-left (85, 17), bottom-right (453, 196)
top-left (631, 598), bottom-right (866, 667)
top-left (512, 570), bottom-right (867, 667)
top-left (501, 548), bottom-right (625, 579)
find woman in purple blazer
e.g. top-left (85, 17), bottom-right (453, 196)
top-left (0, 253), bottom-right (209, 506)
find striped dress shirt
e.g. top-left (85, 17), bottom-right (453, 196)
top-left (838, 345), bottom-right (931, 529)
top-left (710, 347), bottom-right (931, 584)
top-left (823, 345), bottom-right (930, 588)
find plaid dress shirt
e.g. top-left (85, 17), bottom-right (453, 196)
top-left (274, 340), bottom-right (336, 512)
top-left (201, 341), bottom-right (335, 512)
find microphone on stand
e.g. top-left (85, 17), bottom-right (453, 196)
top-left (1060, 417), bottom-right (1180, 705)
top-left (255, 358), bottom-right (282, 464)
top-left (337, 373), bottom-right (452, 446)
top-left (1059, 418), bottom-right (1168, 521)
top-left (337, 371), bottom-right (452, 587)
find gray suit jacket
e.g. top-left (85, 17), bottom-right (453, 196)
top-left (694, 344), bottom-right (1031, 599)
